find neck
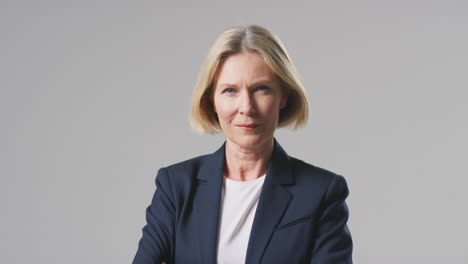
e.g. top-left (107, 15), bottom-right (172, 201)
top-left (223, 138), bottom-right (274, 181)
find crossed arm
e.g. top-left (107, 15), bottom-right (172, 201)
top-left (133, 167), bottom-right (174, 264)
top-left (309, 174), bottom-right (353, 263)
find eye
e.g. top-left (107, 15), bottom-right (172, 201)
top-left (256, 85), bottom-right (271, 92)
top-left (222, 88), bottom-right (236, 94)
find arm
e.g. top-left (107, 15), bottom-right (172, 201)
top-left (310, 174), bottom-right (353, 264)
top-left (133, 167), bottom-right (175, 264)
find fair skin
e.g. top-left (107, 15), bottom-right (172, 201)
top-left (212, 51), bottom-right (287, 181)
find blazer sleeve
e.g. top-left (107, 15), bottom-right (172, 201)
top-left (310, 174), bottom-right (353, 264)
top-left (133, 167), bottom-right (175, 264)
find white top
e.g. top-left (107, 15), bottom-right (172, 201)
top-left (216, 174), bottom-right (266, 264)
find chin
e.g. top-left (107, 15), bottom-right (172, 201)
top-left (230, 134), bottom-right (272, 150)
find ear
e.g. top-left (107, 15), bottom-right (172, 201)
top-left (210, 89), bottom-right (217, 113)
top-left (280, 89), bottom-right (289, 109)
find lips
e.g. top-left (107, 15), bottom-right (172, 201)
top-left (235, 123), bottom-right (259, 131)
top-left (236, 124), bottom-right (258, 128)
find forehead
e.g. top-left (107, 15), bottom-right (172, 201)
top-left (214, 52), bottom-right (277, 85)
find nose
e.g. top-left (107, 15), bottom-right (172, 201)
top-left (239, 90), bottom-right (256, 116)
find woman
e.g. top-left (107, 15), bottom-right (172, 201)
top-left (133, 24), bottom-right (353, 264)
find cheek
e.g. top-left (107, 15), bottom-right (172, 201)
top-left (258, 99), bottom-right (281, 118)
top-left (214, 100), bottom-right (236, 123)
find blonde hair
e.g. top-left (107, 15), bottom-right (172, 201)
top-left (190, 24), bottom-right (309, 134)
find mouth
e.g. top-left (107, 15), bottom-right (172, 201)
top-left (235, 124), bottom-right (259, 131)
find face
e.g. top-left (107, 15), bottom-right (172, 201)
top-left (212, 52), bottom-right (287, 150)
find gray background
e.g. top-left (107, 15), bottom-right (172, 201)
top-left (1, 1), bottom-right (467, 263)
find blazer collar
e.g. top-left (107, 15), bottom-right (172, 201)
top-left (194, 138), bottom-right (295, 264)
top-left (196, 138), bottom-right (294, 184)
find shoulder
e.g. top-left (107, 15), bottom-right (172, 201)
top-left (154, 152), bottom-right (213, 186)
top-left (287, 155), bottom-right (349, 195)
top-left (289, 155), bottom-right (343, 179)
top-left (164, 153), bottom-right (210, 174)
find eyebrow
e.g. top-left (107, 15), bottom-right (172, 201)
top-left (217, 79), bottom-right (276, 89)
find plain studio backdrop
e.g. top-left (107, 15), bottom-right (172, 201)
top-left (1, 1), bottom-right (467, 263)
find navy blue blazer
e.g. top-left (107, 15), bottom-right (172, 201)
top-left (133, 139), bottom-right (353, 264)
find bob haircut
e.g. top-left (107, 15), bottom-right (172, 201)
top-left (190, 24), bottom-right (309, 134)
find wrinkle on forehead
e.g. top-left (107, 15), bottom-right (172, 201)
top-left (213, 51), bottom-right (278, 90)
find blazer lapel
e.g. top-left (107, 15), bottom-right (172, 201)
top-left (245, 139), bottom-right (295, 264)
top-left (194, 143), bottom-right (226, 264)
